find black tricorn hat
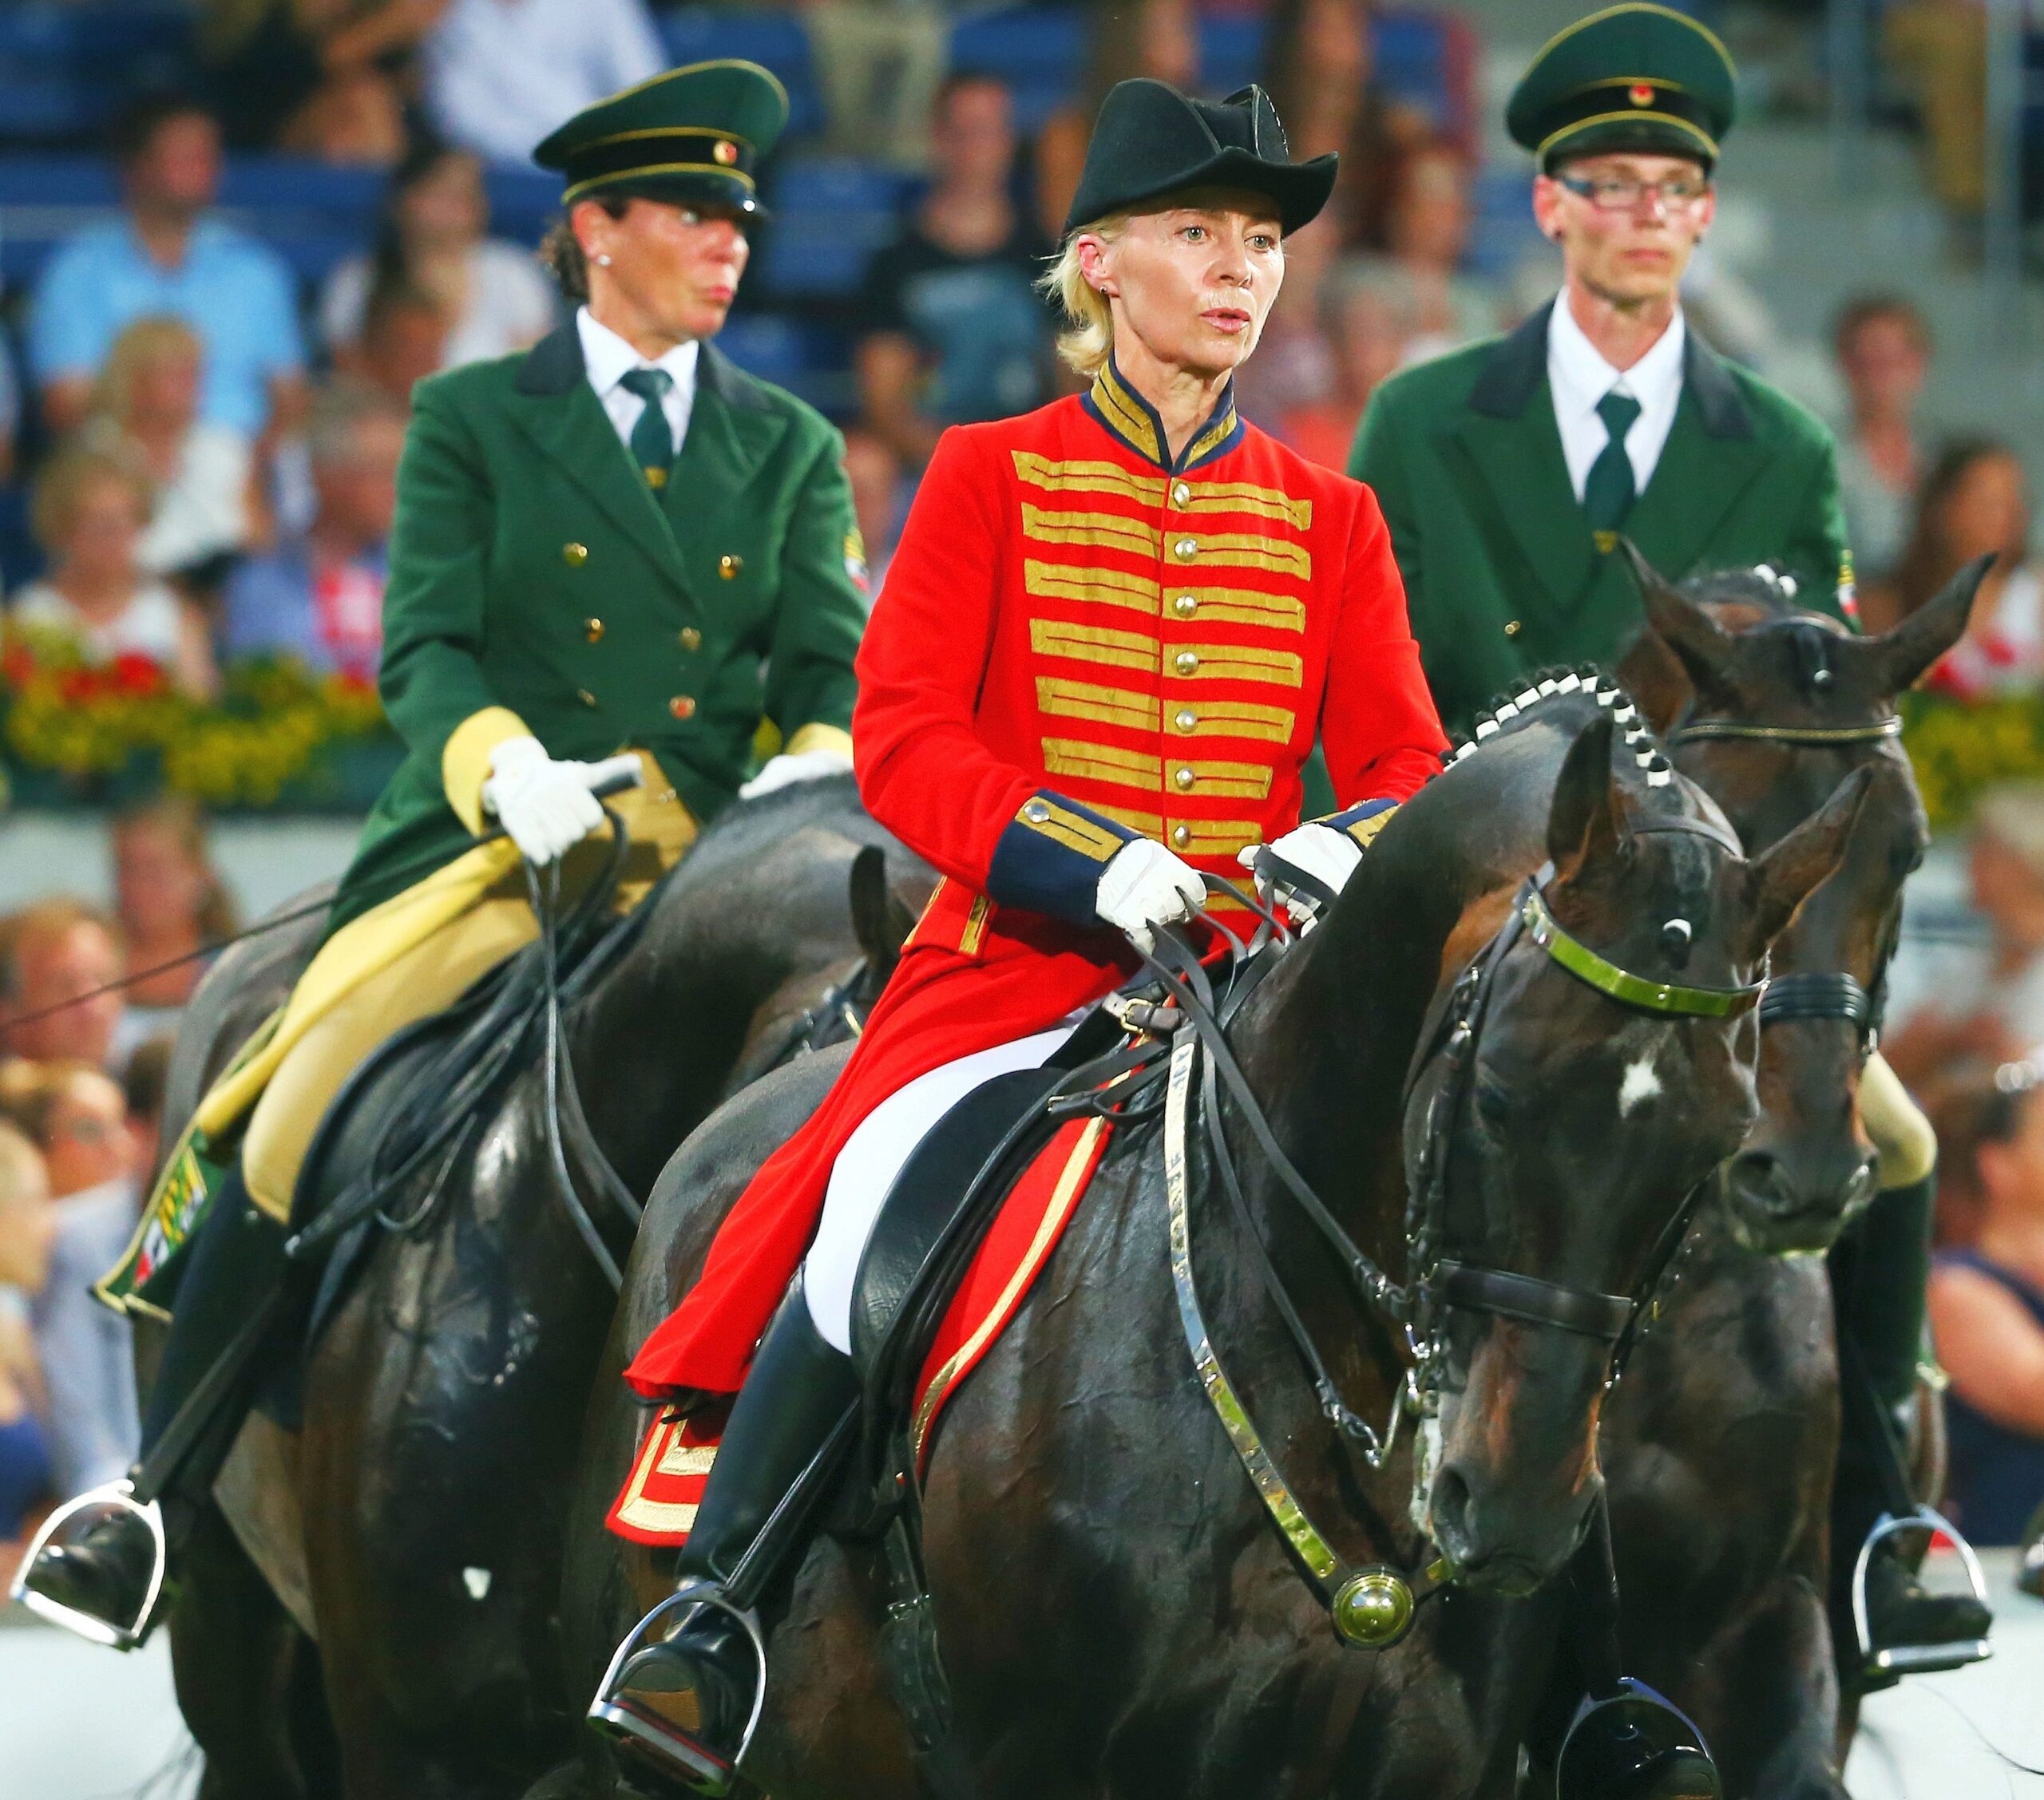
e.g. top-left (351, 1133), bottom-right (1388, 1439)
top-left (1062, 79), bottom-right (1337, 240)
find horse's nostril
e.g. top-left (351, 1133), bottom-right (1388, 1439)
top-left (1430, 1465), bottom-right (1480, 1561)
top-left (1725, 1149), bottom-right (1780, 1202)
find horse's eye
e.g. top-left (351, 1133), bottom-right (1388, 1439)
top-left (1474, 1080), bottom-right (1513, 1127)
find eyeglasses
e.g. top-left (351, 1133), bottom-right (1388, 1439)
top-left (1556, 172), bottom-right (1711, 213)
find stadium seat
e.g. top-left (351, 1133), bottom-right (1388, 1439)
top-left (715, 311), bottom-right (857, 418)
top-left (948, 6), bottom-right (1087, 133)
top-left (0, 2), bottom-right (194, 148)
top-left (658, 9), bottom-right (826, 140)
top-left (755, 159), bottom-right (915, 301)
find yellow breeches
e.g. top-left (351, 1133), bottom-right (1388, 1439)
top-left (199, 751), bottom-right (699, 1222)
top-left (1860, 1050), bottom-right (1938, 1192)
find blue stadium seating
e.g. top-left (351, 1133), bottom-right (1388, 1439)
top-left (0, 2), bottom-right (1484, 425)
top-left (658, 8), bottom-right (825, 139)
top-left (0, 2), bottom-right (192, 147)
top-left (948, 6), bottom-right (1087, 133)
top-left (715, 311), bottom-right (856, 417)
top-left (755, 159), bottom-right (916, 301)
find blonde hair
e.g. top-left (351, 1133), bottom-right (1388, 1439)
top-left (0, 1120), bottom-right (42, 1206)
top-left (30, 442), bottom-right (153, 552)
top-left (1040, 212), bottom-right (1132, 378)
top-left (91, 315), bottom-right (202, 424)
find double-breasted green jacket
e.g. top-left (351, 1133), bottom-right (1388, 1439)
top-left (1349, 300), bottom-right (1852, 737)
top-left (327, 322), bottom-right (866, 934)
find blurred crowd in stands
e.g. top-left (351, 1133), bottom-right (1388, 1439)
top-left (0, 795), bottom-right (228, 1556)
top-left (2, 0), bottom-right (2044, 1563)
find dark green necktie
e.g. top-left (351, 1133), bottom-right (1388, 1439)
top-left (1583, 389), bottom-right (1642, 544)
top-left (620, 366), bottom-right (675, 489)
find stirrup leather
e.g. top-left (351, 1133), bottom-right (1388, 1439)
top-left (1852, 1505), bottom-right (1994, 1679)
top-left (587, 1580), bottom-right (768, 1797)
top-left (7, 1479), bottom-right (168, 1649)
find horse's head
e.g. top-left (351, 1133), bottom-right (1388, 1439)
top-left (1621, 546), bottom-right (1989, 1252)
top-left (1412, 710), bottom-right (1868, 1591)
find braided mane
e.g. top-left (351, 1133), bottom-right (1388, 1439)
top-left (1444, 666), bottom-right (1677, 789)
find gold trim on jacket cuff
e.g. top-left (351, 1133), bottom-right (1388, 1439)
top-left (443, 706), bottom-right (534, 836)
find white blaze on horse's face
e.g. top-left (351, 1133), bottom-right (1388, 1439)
top-left (1617, 1055), bottom-right (1664, 1118)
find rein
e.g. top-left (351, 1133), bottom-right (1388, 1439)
top-left (1139, 815), bottom-right (1761, 1649)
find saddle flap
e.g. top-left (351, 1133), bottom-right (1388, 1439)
top-left (847, 1067), bottom-right (1067, 1375)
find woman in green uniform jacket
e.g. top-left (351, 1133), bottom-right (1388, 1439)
top-left (16, 59), bottom-right (869, 1647)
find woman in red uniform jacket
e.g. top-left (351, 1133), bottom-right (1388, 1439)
top-left (590, 77), bottom-right (1448, 1791)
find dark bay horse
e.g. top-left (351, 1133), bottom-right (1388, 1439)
top-left (553, 688), bottom-right (1866, 1800)
top-left (149, 775), bottom-right (930, 1800)
top-left (1535, 554), bottom-right (1985, 1799)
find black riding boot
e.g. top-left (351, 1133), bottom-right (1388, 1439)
top-left (587, 1280), bottom-right (858, 1797)
top-left (11, 1167), bottom-right (290, 1647)
top-left (1555, 1497), bottom-right (1721, 1800)
top-left (1827, 1171), bottom-right (1991, 1676)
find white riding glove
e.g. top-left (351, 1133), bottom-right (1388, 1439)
top-left (1239, 822), bottom-right (1363, 927)
top-left (738, 746), bottom-right (855, 800)
top-left (479, 737), bottom-right (643, 866)
top-left (1095, 838), bottom-right (1206, 952)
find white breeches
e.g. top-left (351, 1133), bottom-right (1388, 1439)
top-left (802, 1022), bottom-right (1080, 1352)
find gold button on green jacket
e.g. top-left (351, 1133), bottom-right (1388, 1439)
top-left (327, 322), bottom-right (866, 935)
top-left (1349, 301), bottom-right (1852, 738)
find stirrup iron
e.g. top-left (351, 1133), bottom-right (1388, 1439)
top-left (7, 1478), bottom-right (168, 1649)
top-left (1852, 1504), bottom-right (1994, 1679)
top-left (587, 1580), bottom-right (769, 1796)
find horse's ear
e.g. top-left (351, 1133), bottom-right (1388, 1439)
top-left (1735, 765), bottom-right (1874, 961)
top-left (1853, 552), bottom-right (1994, 696)
top-left (1546, 714), bottom-right (1628, 878)
top-left (1621, 537), bottom-right (1735, 705)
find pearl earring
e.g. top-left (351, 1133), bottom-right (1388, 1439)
top-left (596, 253), bottom-right (612, 267)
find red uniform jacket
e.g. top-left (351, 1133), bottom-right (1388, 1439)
top-left (624, 365), bottom-right (1447, 1400)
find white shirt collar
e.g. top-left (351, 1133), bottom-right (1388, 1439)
top-left (575, 306), bottom-right (700, 399)
top-left (1547, 293), bottom-right (1688, 504)
top-left (1547, 292), bottom-right (1685, 425)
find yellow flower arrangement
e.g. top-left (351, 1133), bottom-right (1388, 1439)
top-left (2, 622), bottom-right (397, 809)
top-left (1900, 692), bottom-right (2044, 833)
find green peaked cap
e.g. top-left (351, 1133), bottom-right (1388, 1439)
top-left (532, 58), bottom-right (790, 216)
top-left (1507, 4), bottom-right (1737, 173)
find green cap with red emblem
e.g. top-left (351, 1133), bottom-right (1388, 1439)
top-left (532, 58), bottom-right (788, 218)
top-left (1507, 3), bottom-right (1737, 174)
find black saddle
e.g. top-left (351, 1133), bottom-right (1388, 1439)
top-left (847, 1066), bottom-right (1068, 1377)
top-left (847, 1006), bottom-right (1135, 1438)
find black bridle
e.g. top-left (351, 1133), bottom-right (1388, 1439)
top-left (1135, 802), bottom-right (1766, 1645)
top-left (1666, 707), bottom-right (1903, 1052)
top-left (1399, 828), bottom-right (1763, 1391)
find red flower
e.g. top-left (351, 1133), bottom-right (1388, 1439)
top-left (110, 651), bottom-right (165, 697)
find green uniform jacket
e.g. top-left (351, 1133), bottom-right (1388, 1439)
top-left (1350, 300), bottom-right (1852, 737)
top-left (327, 322), bottom-right (866, 934)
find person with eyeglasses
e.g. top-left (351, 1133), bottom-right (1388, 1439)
top-left (1350, 0), bottom-right (1989, 1734)
top-left (1351, 2), bottom-right (1854, 740)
